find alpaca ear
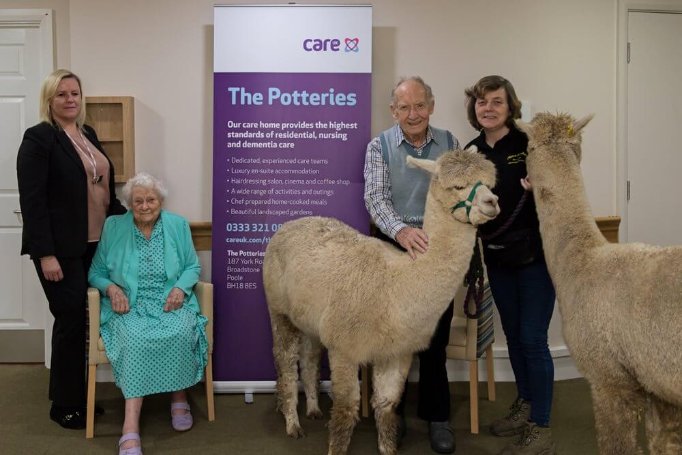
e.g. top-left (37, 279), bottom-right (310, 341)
top-left (406, 156), bottom-right (437, 175)
top-left (573, 114), bottom-right (594, 133)
top-left (464, 145), bottom-right (478, 153)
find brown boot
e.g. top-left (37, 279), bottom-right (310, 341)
top-left (497, 422), bottom-right (556, 455)
top-left (490, 397), bottom-right (531, 436)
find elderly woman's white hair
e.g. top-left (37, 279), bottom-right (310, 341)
top-left (122, 172), bottom-right (168, 208)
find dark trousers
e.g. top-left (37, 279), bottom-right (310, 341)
top-left (33, 242), bottom-right (98, 408)
top-left (486, 259), bottom-right (556, 426)
top-left (396, 301), bottom-right (454, 422)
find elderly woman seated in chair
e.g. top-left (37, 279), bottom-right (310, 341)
top-left (88, 172), bottom-right (208, 455)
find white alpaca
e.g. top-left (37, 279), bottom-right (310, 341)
top-left (262, 148), bottom-right (500, 454)
top-left (518, 112), bottom-right (682, 455)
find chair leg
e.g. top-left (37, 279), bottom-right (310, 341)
top-left (205, 356), bottom-right (215, 421)
top-left (86, 365), bottom-right (97, 439)
top-left (360, 365), bottom-right (370, 418)
top-left (469, 360), bottom-right (479, 434)
top-left (485, 345), bottom-right (496, 402)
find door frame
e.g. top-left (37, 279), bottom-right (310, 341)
top-left (0, 8), bottom-right (54, 363)
top-left (616, 0), bottom-right (682, 242)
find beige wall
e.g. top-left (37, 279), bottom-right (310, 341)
top-left (6, 0), bottom-right (679, 218)
top-left (5, 0), bottom-right (675, 377)
top-left (13, 0), bottom-right (621, 221)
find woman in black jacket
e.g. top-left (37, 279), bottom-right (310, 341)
top-left (17, 69), bottom-right (126, 429)
top-left (465, 75), bottom-right (557, 455)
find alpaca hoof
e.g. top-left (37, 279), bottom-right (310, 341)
top-left (307, 408), bottom-right (324, 420)
top-left (286, 424), bottom-right (306, 439)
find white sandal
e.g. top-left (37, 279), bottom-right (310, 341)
top-left (171, 402), bottom-right (193, 431)
top-left (118, 432), bottom-right (143, 455)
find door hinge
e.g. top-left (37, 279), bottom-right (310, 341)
top-left (627, 180), bottom-right (631, 201)
top-left (627, 42), bottom-right (631, 64)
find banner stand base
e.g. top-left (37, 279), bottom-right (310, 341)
top-left (214, 380), bottom-right (333, 395)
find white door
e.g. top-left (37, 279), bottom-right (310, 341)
top-left (0, 9), bottom-right (53, 362)
top-left (627, 11), bottom-right (682, 246)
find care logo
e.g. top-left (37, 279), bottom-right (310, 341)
top-left (344, 38), bottom-right (359, 53)
top-left (303, 37), bottom-right (361, 53)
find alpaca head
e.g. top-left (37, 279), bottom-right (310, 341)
top-left (517, 112), bottom-right (593, 163)
top-left (516, 112), bottom-right (593, 203)
top-left (408, 146), bottom-right (500, 226)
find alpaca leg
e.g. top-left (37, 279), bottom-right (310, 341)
top-left (645, 396), bottom-right (682, 455)
top-left (590, 383), bottom-right (645, 455)
top-left (327, 350), bottom-right (360, 455)
top-left (371, 354), bottom-right (413, 455)
top-left (300, 335), bottom-right (323, 419)
top-left (270, 312), bottom-right (305, 438)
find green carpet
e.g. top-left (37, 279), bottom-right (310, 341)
top-left (1, 364), bottom-right (598, 454)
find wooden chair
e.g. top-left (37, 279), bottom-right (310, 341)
top-left (445, 282), bottom-right (496, 434)
top-left (85, 281), bottom-right (215, 438)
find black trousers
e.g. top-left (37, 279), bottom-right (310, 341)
top-left (397, 301), bottom-right (454, 422)
top-left (373, 228), bottom-right (454, 422)
top-left (33, 242), bottom-right (98, 408)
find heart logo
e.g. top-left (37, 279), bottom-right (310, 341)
top-left (344, 38), bottom-right (359, 52)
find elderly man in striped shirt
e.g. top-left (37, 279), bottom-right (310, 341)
top-left (363, 76), bottom-right (459, 454)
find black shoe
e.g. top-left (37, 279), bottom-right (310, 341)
top-left (429, 421), bottom-right (455, 454)
top-left (74, 404), bottom-right (104, 416)
top-left (50, 405), bottom-right (86, 429)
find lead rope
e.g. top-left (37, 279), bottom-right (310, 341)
top-left (462, 190), bottom-right (530, 318)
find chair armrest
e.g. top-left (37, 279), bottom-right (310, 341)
top-left (195, 281), bottom-right (214, 354)
top-left (87, 287), bottom-right (101, 364)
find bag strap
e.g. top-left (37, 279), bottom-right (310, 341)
top-left (479, 190), bottom-right (530, 241)
top-left (463, 189), bottom-right (530, 318)
top-left (463, 236), bottom-right (485, 319)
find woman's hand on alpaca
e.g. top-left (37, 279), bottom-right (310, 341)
top-left (520, 176), bottom-right (533, 191)
top-left (40, 256), bottom-right (63, 282)
top-left (395, 226), bottom-right (429, 260)
top-left (107, 284), bottom-right (130, 314)
top-left (164, 287), bottom-right (186, 312)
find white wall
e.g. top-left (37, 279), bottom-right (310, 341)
top-left (6, 0), bottom-right (672, 379)
top-left (57, 0), bottom-right (620, 220)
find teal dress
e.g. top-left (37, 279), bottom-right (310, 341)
top-left (95, 216), bottom-right (208, 399)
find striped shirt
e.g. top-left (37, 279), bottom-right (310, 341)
top-left (363, 124), bottom-right (458, 239)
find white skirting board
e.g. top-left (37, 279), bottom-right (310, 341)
top-left (93, 345), bottom-right (581, 389)
top-left (212, 345), bottom-right (581, 394)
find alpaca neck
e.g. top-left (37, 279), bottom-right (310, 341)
top-left (393, 192), bottom-right (476, 336)
top-left (529, 147), bottom-right (606, 278)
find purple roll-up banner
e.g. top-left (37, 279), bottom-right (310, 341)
top-left (212, 5), bottom-right (372, 386)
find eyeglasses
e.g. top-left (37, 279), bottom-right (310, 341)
top-left (132, 197), bottom-right (158, 207)
top-left (395, 102), bottom-right (430, 115)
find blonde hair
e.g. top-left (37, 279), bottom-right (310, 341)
top-left (39, 69), bottom-right (87, 128)
top-left (122, 172), bottom-right (168, 208)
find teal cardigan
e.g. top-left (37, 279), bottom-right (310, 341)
top-left (88, 210), bottom-right (201, 325)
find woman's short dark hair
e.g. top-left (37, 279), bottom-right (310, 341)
top-left (464, 75), bottom-right (522, 130)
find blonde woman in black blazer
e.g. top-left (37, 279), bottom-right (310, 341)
top-left (16, 69), bottom-right (126, 429)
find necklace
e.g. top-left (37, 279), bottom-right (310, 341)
top-left (64, 129), bottom-right (102, 184)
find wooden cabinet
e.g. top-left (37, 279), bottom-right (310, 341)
top-left (85, 96), bottom-right (135, 183)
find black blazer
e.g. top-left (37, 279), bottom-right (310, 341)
top-left (16, 122), bottom-right (127, 260)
